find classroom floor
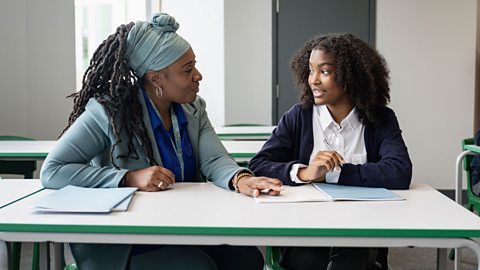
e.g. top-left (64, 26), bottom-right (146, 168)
top-left (14, 243), bottom-right (478, 269)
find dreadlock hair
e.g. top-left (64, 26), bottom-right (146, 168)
top-left (289, 33), bottom-right (391, 126)
top-left (61, 22), bottom-right (156, 169)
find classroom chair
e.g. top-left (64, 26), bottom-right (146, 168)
top-left (264, 246), bottom-right (388, 270)
top-left (0, 135), bottom-right (40, 270)
top-left (449, 137), bottom-right (479, 261)
top-left (462, 137), bottom-right (480, 214)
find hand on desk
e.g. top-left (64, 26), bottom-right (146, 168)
top-left (123, 166), bottom-right (175, 191)
top-left (237, 176), bottom-right (283, 197)
top-left (298, 150), bottom-right (345, 182)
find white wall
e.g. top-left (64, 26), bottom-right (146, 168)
top-left (0, 0), bottom-right (477, 189)
top-left (0, 0), bottom-right (75, 140)
top-left (377, 0), bottom-right (477, 189)
top-left (224, 0), bottom-right (272, 125)
top-left (161, 0), bottom-right (225, 126)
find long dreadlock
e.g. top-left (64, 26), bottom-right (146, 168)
top-left (61, 22), bottom-right (156, 169)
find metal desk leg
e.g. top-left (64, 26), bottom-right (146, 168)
top-left (53, 243), bottom-right (63, 270)
top-left (0, 240), bottom-right (8, 270)
top-left (39, 242), bottom-right (50, 270)
top-left (436, 248), bottom-right (447, 270)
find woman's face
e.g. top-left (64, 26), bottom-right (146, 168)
top-left (308, 49), bottom-right (348, 107)
top-left (159, 48), bottom-right (202, 104)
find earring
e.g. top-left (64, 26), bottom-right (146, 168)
top-left (156, 86), bottom-right (163, 98)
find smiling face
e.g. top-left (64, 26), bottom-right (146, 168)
top-left (157, 47), bottom-right (202, 104)
top-left (308, 49), bottom-right (350, 109)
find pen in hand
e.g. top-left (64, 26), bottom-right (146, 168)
top-left (323, 138), bottom-right (344, 170)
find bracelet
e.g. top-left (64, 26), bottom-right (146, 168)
top-left (232, 171), bottom-right (254, 193)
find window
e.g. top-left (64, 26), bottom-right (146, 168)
top-left (74, 0), bottom-right (159, 89)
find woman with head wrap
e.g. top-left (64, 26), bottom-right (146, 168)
top-left (40, 13), bottom-right (282, 270)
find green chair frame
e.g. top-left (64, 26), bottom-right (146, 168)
top-left (449, 137), bottom-right (480, 261)
top-left (264, 246), bottom-right (283, 270)
top-left (0, 136), bottom-right (39, 270)
top-left (462, 137), bottom-right (480, 214)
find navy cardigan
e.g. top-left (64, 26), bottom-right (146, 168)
top-left (249, 104), bottom-right (412, 189)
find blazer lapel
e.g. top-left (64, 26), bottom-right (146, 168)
top-left (182, 100), bottom-right (202, 180)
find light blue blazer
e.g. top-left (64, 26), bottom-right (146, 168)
top-left (41, 92), bottom-right (243, 189)
top-left (40, 91), bottom-right (245, 269)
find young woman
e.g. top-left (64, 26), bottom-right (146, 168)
top-left (40, 13), bottom-right (282, 270)
top-left (249, 33), bottom-right (412, 270)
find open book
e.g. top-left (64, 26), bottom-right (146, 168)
top-left (33, 185), bottom-right (138, 213)
top-left (254, 183), bottom-right (404, 203)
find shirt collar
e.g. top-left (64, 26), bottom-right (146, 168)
top-left (141, 90), bottom-right (188, 131)
top-left (316, 105), bottom-right (360, 132)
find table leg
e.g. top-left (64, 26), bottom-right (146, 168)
top-left (436, 248), bottom-right (447, 270)
top-left (39, 242), bottom-right (50, 270)
top-left (0, 240), bottom-right (7, 270)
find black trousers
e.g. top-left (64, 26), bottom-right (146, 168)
top-left (279, 246), bottom-right (371, 270)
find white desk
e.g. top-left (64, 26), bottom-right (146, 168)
top-left (214, 126), bottom-right (275, 140)
top-left (0, 140), bottom-right (263, 163)
top-left (1, 183), bottom-right (480, 269)
top-left (0, 179), bottom-right (43, 209)
top-left (220, 140), bottom-right (265, 162)
top-left (0, 179), bottom-right (44, 270)
top-left (0, 141), bottom-right (56, 160)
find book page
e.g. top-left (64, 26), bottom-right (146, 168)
top-left (254, 184), bottom-right (331, 203)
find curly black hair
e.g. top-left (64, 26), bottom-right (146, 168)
top-left (61, 22), bottom-right (156, 169)
top-left (289, 33), bottom-right (390, 126)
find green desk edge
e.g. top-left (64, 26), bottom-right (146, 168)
top-left (1, 224), bottom-right (480, 238)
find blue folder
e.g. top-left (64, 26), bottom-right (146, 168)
top-left (312, 183), bottom-right (404, 201)
top-left (33, 185), bottom-right (138, 213)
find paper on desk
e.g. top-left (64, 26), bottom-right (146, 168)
top-left (254, 185), bottom-right (331, 203)
top-left (254, 183), bottom-right (404, 203)
top-left (33, 185), bottom-right (137, 213)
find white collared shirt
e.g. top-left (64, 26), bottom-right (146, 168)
top-left (290, 105), bottom-right (367, 183)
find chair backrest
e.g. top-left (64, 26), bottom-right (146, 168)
top-left (462, 137), bottom-right (475, 172)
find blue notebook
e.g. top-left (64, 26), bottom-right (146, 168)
top-left (312, 183), bottom-right (404, 201)
top-left (33, 185), bottom-right (138, 213)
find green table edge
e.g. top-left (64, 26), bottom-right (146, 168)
top-left (1, 224), bottom-right (480, 238)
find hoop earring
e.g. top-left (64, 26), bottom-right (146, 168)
top-left (156, 87), bottom-right (163, 98)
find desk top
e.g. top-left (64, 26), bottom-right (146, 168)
top-left (0, 179), bottom-right (43, 209)
top-left (0, 140), bottom-right (56, 159)
top-left (0, 140), bottom-right (264, 160)
top-left (214, 126), bottom-right (275, 140)
top-left (1, 183), bottom-right (480, 239)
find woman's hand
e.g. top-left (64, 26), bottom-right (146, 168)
top-left (123, 166), bottom-right (175, 191)
top-left (298, 151), bottom-right (345, 182)
top-left (237, 176), bottom-right (283, 197)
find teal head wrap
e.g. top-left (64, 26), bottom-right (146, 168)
top-left (125, 13), bottom-right (191, 77)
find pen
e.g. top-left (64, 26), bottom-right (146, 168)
top-left (323, 138), bottom-right (344, 169)
top-left (323, 138), bottom-right (334, 151)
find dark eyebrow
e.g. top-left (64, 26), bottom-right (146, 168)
top-left (309, 62), bottom-right (334, 68)
top-left (182, 60), bottom-right (196, 68)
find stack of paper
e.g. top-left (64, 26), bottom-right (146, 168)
top-left (33, 185), bottom-right (137, 213)
top-left (255, 183), bottom-right (404, 203)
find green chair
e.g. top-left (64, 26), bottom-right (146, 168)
top-left (0, 136), bottom-right (39, 270)
top-left (462, 137), bottom-right (480, 214)
top-left (449, 137), bottom-right (479, 261)
top-left (264, 246), bottom-right (283, 270)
